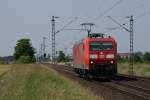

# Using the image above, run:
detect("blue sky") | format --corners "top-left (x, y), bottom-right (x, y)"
top-left (0, 0), bottom-right (150, 56)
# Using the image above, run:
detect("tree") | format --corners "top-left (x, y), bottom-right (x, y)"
top-left (65, 55), bottom-right (71, 62)
top-left (133, 52), bottom-right (143, 62)
top-left (57, 51), bottom-right (66, 62)
top-left (144, 52), bottom-right (150, 61)
top-left (14, 38), bottom-right (35, 63)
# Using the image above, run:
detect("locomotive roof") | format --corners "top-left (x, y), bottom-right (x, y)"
top-left (85, 37), bottom-right (116, 42)
top-left (87, 33), bottom-right (115, 41)
top-left (74, 37), bottom-right (115, 45)
top-left (73, 33), bottom-right (116, 46)
top-left (88, 33), bottom-right (113, 38)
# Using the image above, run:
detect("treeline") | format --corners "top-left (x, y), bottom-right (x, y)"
top-left (0, 56), bottom-right (15, 64)
top-left (38, 51), bottom-right (71, 63)
top-left (13, 38), bottom-right (71, 64)
top-left (118, 52), bottom-right (150, 63)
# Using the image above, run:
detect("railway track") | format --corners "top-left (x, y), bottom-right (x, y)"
top-left (104, 80), bottom-right (150, 100)
top-left (62, 65), bottom-right (150, 100)
top-left (116, 74), bottom-right (150, 89)
top-left (44, 63), bottom-right (150, 100)
top-left (112, 80), bottom-right (150, 95)
top-left (118, 74), bottom-right (150, 82)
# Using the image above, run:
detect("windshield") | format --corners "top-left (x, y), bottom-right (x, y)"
top-left (90, 42), bottom-right (113, 51)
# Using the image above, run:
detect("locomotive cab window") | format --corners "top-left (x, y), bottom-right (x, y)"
top-left (90, 42), bottom-right (113, 51)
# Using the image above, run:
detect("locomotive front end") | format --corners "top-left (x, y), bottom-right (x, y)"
top-left (88, 34), bottom-right (117, 77)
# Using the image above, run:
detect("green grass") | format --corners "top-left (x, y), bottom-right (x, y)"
top-left (118, 63), bottom-right (150, 77)
top-left (0, 64), bottom-right (99, 100)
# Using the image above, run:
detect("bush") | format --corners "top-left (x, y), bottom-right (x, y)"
top-left (144, 61), bottom-right (150, 64)
top-left (117, 55), bottom-right (128, 63)
top-left (17, 56), bottom-right (34, 64)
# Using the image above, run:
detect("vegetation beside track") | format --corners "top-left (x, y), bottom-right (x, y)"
top-left (0, 64), bottom-right (98, 100)
top-left (118, 63), bottom-right (150, 77)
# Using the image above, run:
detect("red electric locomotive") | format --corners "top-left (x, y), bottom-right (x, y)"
top-left (73, 33), bottom-right (117, 78)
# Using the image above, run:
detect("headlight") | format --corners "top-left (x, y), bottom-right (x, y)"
top-left (90, 61), bottom-right (94, 64)
top-left (106, 54), bottom-right (114, 59)
top-left (90, 54), bottom-right (98, 59)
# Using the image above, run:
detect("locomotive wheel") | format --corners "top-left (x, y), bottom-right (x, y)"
top-left (79, 73), bottom-right (84, 78)
top-left (84, 73), bottom-right (93, 80)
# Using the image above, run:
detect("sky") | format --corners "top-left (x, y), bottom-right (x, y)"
top-left (0, 0), bottom-right (150, 56)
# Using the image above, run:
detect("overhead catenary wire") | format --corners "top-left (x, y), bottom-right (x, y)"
top-left (55, 17), bottom-right (78, 34)
top-left (135, 11), bottom-right (150, 20)
top-left (92, 0), bottom-right (124, 22)
top-left (96, 0), bottom-right (106, 13)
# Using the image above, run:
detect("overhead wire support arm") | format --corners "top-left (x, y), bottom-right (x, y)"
top-left (107, 16), bottom-right (130, 32)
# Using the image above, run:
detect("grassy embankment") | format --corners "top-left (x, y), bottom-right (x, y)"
top-left (118, 63), bottom-right (150, 77)
top-left (0, 64), bottom-right (99, 100)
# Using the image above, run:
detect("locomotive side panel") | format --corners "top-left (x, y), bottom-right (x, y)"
top-left (83, 39), bottom-right (90, 70)
top-left (73, 42), bottom-right (84, 69)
